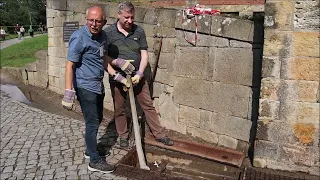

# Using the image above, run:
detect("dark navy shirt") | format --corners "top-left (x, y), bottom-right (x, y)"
top-left (67, 26), bottom-right (107, 94)
top-left (104, 22), bottom-right (148, 76)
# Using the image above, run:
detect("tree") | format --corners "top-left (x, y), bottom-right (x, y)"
top-left (0, 0), bottom-right (46, 27)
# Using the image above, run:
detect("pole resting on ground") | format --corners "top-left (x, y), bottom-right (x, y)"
top-left (126, 75), bottom-right (150, 170)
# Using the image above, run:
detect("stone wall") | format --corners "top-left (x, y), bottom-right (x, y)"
top-left (46, 0), bottom-right (264, 155)
top-left (253, 0), bottom-right (319, 176)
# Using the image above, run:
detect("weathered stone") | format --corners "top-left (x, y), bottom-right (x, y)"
top-left (293, 32), bottom-right (320, 57)
top-left (279, 101), bottom-right (320, 124)
top-left (211, 48), bottom-right (253, 86)
top-left (254, 140), bottom-right (280, 160)
top-left (266, 160), bottom-right (309, 173)
top-left (65, 12), bottom-right (86, 26)
top-left (46, 9), bottom-right (56, 18)
top-left (154, 68), bottom-right (174, 86)
top-left (218, 135), bottom-right (238, 149)
top-left (199, 110), bottom-right (213, 131)
top-left (67, 0), bottom-right (90, 13)
top-left (48, 65), bottom-right (60, 78)
top-left (284, 57), bottom-right (320, 81)
top-left (157, 9), bottom-right (176, 28)
top-left (133, 7), bottom-right (148, 23)
top-left (253, 158), bottom-right (267, 168)
top-left (175, 12), bottom-right (212, 34)
top-left (280, 80), bottom-right (319, 103)
top-left (236, 140), bottom-right (249, 154)
top-left (260, 78), bottom-right (280, 101)
top-left (152, 82), bottom-right (169, 98)
top-left (262, 56), bottom-right (281, 78)
top-left (292, 123), bottom-right (319, 146)
top-left (54, 16), bottom-right (66, 27)
top-left (178, 105), bottom-right (200, 128)
top-left (158, 52), bottom-right (174, 70)
top-left (265, 1), bottom-right (294, 30)
top-left (158, 26), bottom-right (176, 38)
top-left (211, 113), bottom-right (252, 142)
top-left (263, 30), bottom-right (293, 56)
top-left (161, 38), bottom-right (176, 53)
top-left (294, 1), bottom-right (320, 30)
top-left (211, 16), bottom-right (254, 42)
top-left (104, 3), bottom-right (119, 19)
top-left (46, 0), bottom-right (67, 10)
top-left (144, 8), bottom-right (160, 25)
top-left (141, 24), bottom-right (160, 37)
top-left (48, 27), bottom-right (63, 38)
top-left (187, 127), bottom-right (218, 144)
top-left (27, 72), bottom-right (35, 86)
top-left (25, 63), bottom-right (37, 72)
top-left (267, 122), bottom-right (296, 145)
top-left (174, 47), bottom-right (208, 79)
top-left (174, 77), bottom-right (251, 119)
top-left (47, 18), bottom-right (54, 28)
top-left (256, 119), bottom-right (271, 141)
top-left (175, 30), bottom-right (229, 47)
top-left (259, 99), bottom-right (280, 120)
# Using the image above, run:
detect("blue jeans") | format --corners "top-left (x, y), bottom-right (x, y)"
top-left (76, 88), bottom-right (104, 163)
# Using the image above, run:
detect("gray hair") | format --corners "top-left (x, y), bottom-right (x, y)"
top-left (118, 2), bottom-right (135, 14)
top-left (86, 6), bottom-right (106, 20)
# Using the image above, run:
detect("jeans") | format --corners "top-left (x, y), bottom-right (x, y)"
top-left (76, 88), bottom-right (104, 163)
top-left (110, 79), bottom-right (165, 139)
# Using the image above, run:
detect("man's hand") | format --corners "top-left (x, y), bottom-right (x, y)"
top-left (131, 71), bottom-right (144, 85)
top-left (114, 58), bottom-right (135, 74)
top-left (114, 73), bottom-right (130, 91)
top-left (62, 89), bottom-right (75, 110)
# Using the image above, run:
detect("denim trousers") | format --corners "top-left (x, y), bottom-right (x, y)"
top-left (110, 79), bottom-right (165, 139)
top-left (76, 88), bottom-right (104, 163)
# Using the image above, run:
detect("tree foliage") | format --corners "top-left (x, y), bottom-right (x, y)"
top-left (0, 0), bottom-right (46, 26)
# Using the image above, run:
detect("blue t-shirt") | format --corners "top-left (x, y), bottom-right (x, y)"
top-left (67, 26), bottom-right (107, 94)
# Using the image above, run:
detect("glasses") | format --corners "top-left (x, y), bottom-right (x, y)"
top-left (86, 19), bottom-right (105, 25)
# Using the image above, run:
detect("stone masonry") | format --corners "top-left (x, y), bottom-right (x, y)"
top-left (27, 0), bottom-right (318, 175)
top-left (253, 0), bottom-right (320, 176)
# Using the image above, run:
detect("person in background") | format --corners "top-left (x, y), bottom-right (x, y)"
top-left (20, 26), bottom-right (25, 38)
top-left (104, 1), bottom-right (174, 148)
top-left (62, 5), bottom-right (135, 173)
top-left (28, 26), bottom-right (34, 37)
top-left (15, 24), bottom-right (21, 40)
top-left (0, 27), bottom-right (6, 41)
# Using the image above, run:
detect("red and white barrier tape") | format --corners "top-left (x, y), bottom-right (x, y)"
top-left (182, 4), bottom-right (220, 45)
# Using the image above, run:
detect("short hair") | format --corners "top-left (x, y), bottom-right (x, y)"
top-left (86, 6), bottom-right (106, 20)
top-left (118, 2), bottom-right (135, 14)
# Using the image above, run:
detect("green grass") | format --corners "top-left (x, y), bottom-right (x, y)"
top-left (0, 35), bottom-right (48, 67)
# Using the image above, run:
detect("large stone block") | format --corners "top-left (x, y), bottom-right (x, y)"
top-left (229, 40), bottom-right (252, 48)
top-left (157, 26), bottom-right (176, 38)
top-left (175, 30), bottom-right (229, 47)
top-left (211, 16), bottom-right (254, 42)
top-left (211, 113), bottom-right (252, 142)
top-left (46, 0), bottom-right (67, 10)
top-left (187, 127), bottom-right (218, 144)
top-left (154, 68), bottom-right (174, 86)
top-left (48, 65), bottom-right (60, 77)
top-left (294, 0), bottom-right (320, 30)
top-left (218, 135), bottom-right (238, 150)
top-left (284, 57), bottom-right (320, 81)
top-left (46, 9), bottom-right (56, 18)
top-left (263, 30), bottom-right (293, 56)
top-left (133, 7), bottom-right (148, 23)
top-left (65, 12), bottom-right (86, 26)
top-left (293, 32), bottom-right (320, 57)
top-left (254, 140), bottom-right (280, 160)
top-left (174, 78), bottom-right (252, 119)
top-left (210, 48), bottom-right (253, 86)
top-left (161, 38), bottom-right (175, 53)
top-left (292, 123), bottom-right (319, 146)
top-left (174, 47), bottom-right (208, 79)
top-left (199, 110), bottom-right (213, 131)
top-left (265, 1), bottom-right (294, 30)
top-left (47, 18), bottom-right (54, 28)
top-left (157, 9), bottom-right (176, 28)
top-left (261, 56), bottom-right (281, 78)
top-left (178, 105), bottom-right (200, 128)
top-left (266, 122), bottom-right (296, 145)
top-left (175, 11), bottom-right (212, 34)
top-left (144, 8), bottom-right (160, 25)
top-left (279, 101), bottom-right (320, 124)
top-left (104, 3), bottom-right (119, 19)
top-left (280, 80), bottom-right (319, 103)
top-left (158, 52), bottom-right (174, 70)
top-left (152, 82), bottom-right (171, 98)
top-left (54, 15), bottom-right (66, 27)
top-left (67, 0), bottom-right (90, 14)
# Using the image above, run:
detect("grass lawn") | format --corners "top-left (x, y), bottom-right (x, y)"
top-left (0, 35), bottom-right (48, 68)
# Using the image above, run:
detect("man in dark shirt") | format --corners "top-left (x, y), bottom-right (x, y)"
top-left (104, 1), bottom-right (173, 148)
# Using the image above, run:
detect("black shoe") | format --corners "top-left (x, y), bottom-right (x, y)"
top-left (84, 151), bottom-right (111, 159)
top-left (88, 159), bottom-right (115, 173)
top-left (156, 136), bottom-right (174, 146)
top-left (120, 138), bottom-right (129, 148)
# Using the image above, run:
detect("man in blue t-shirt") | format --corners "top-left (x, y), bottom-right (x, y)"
top-left (104, 2), bottom-right (173, 148)
top-left (62, 6), bottom-right (135, 173)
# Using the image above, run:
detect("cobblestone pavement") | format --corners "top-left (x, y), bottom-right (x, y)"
top-left (0, 91), bottom-right (128, 180)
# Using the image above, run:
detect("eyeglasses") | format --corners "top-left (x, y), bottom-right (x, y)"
top-left (86, 19), bottom-right (105, 25)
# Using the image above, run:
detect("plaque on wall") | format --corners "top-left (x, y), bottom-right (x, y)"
top-left (63, 21), bottom-right (79, 42)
